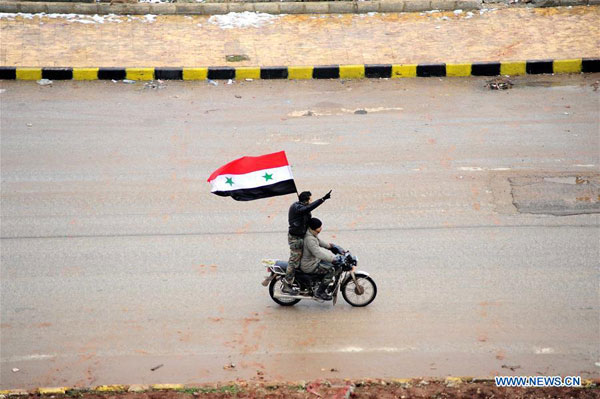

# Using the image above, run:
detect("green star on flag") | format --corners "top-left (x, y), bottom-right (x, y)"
top-left (225, 177), bottom-right (234, 186)
top-left (262, 172), bottom-right (273, 182)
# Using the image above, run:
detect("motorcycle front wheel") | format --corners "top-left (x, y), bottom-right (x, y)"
top-left (341, 274), bottom-right (377, 307)
top-left (269, 276), bottom-right (301, 306)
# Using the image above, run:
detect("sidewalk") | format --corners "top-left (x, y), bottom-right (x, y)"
top-left (0, 6), bottom-right (598, 68)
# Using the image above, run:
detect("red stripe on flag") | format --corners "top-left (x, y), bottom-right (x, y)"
top-left (207, 151), bottom-right (290, 182)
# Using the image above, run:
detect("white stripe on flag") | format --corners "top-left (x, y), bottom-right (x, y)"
top-left (210, 165), bottom-right (294, 192)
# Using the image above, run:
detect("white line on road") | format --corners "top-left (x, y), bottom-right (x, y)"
top-left (1, 354), bottom-right (57, 362)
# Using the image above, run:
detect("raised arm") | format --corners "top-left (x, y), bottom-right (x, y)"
top-left (295, 190), bottom-right (332, 214)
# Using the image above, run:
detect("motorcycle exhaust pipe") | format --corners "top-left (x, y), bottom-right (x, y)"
top-left (273, 293), bottom-right (310, 300)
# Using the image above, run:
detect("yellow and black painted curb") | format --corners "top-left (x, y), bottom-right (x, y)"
top-left (0, 58), bottom-right (599, 81)
top-left (1, 378), bottom-right (598, 396)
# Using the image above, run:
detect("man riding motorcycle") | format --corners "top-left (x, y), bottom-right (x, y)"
top-left (283, 190), bottom-right (332, 294)
top-left (300, 218), bottom-right (342, 301)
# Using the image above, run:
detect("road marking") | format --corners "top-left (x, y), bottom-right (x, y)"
top-left (534, 347), bottom-right (555, 354)
top-left (457, 167), bottom-right (513, 171)
top-left (288, 107), bottom-right (402, 117)
top-left (336, 346), bottom-right (414, 353)
top-left (458, 167), bottom-right (485, 171)
top-left (1, 354), bottom-right (56, 362)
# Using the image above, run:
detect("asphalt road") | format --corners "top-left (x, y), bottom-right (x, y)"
top-left (1, 75), bottom-right (599, 388)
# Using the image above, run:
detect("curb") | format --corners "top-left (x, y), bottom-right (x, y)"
top-left (1, 378), bottom-right (598, 395)
top-left (2, 0), bottom-right (599, 15)
top-left (2, 0), bottom-right (600, 15)
top-left (0, 0), bottom-right (485, 15)
top-left (0, 58), bottom-right (599, 81)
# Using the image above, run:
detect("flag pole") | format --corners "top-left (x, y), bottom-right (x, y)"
top-left (288, 154), bottom-right (300, 199)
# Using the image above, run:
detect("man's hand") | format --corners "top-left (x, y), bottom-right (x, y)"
top-left (322, 190), bottom-right (332, 201)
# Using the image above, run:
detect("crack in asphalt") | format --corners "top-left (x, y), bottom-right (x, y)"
top-left (1, 224), bottom-right (598, 240)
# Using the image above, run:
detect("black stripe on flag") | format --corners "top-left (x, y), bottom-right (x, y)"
top-left (212, 179), bottom-right (297, 201)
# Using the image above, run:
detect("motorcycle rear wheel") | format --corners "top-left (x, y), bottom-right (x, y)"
top-left (341, 274), bottom-right (377, 307)
top-left (269, 277), bottom-right (301, 306)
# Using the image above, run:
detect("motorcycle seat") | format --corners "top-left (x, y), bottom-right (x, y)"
top-left (273, 261), bottom-right (319, 277)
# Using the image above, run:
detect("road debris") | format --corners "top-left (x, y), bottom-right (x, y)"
top-left (354, 109), bottom-right (368, 115)
top-left (486, 77), bottom-right (513, 90)
top-left (122, 79), bottom-right (136, 84)
top-left (226, 54), bottom-right (250, 62)
top-left (208, 80), bottom-right (218, 86)
top-left (223, 362), bottom-right (236, 370)
top-left (144, 80), bottom-right (166, 89)
top-left (26, 123), bottom-right (32, 127)
top-left (150, 364), bottom-right (163, 371)
top-left (227, 79), bottom-right (233, 85)
top-left (36, 79), bottom-right (52, 86)
top-left (235, 95), bottom-right (242, 99)
top-left (501, 364), bottom-right (522, 371)
top-left (12, 367), bottom-right (19, 372)
top-left (592, 81), bottom-right (599, 92)
top-left (306, 381), bottom-right (323, 397)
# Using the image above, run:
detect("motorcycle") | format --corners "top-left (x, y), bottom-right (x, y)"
top-left (261, 246), bottom-right (377, 307)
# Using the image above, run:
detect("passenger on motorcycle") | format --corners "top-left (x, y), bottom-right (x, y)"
top-left (300, 218), bottom-right (343, 301)
top-left (283, 190), bottom-right (331, 294)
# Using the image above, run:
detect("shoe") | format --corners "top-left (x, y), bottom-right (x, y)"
top-left (314, 289), bottom-right (332, 301)
top-left (281, 280), bottom-right (299, 295)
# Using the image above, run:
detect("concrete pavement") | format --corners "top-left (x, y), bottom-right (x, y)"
top-left (1, 75), bottom-right (599, 388)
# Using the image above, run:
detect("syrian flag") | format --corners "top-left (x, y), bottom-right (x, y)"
top-left (207, 151), bottom-right (297, 201)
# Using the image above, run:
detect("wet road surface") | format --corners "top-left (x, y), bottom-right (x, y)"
top-left (1, 75), bottom-right (599, 388)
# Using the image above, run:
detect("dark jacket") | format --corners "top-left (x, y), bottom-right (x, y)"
top-left (288, 198), bottom-right (325, 237)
